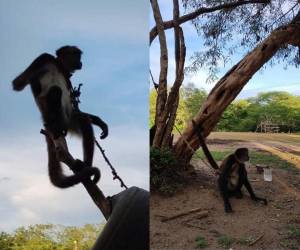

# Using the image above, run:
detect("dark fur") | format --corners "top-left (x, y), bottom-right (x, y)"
top-left (218, 148), bottom-right (267, 213)
top-left (12, 46), bottom-right (108, 188)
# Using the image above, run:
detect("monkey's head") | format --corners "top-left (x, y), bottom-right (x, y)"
top-left (56, 46), bottom-right (82, 73)
top-left (234, 148), bottom-right (249, 163)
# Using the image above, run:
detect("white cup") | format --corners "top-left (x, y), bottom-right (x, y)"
top-left (263, 167), bottom-right (272, 182)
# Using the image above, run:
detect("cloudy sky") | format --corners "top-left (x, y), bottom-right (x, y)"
top-left (150, 1), bottom-right (300, 98)
top-left (0, 0), bottom-right (148, 231)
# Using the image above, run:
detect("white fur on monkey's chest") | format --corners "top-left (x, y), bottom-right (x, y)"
top-left (228, 163), bottom-right (240, 190)
top-left (38, 63), bottom-right (73, 122)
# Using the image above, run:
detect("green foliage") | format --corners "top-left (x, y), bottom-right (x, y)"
top-left (0, 232), bottom-right (14, 250)
top-left (151, 88), bottom-right (300, 134)
top-left (150, 147), bottom-right (184, 195)
top-left (182, 83), bottom-right (207, 120)
top-left (149, 84), bottom-right (207, 132)
top-left (182, 1), bottom-right (300, 82)
top-left (287, 225), bottom-right (300, 238)
top-left (149, 89), bottom-right (157, 127)
top-left (218, 91), bottom-right (300, 132)
top-left (0, 224), bottom-right (104, 250)
top-left (217, 234), bottom-right (235, 249)
top-left (195, 235), bottom-right (208, 249)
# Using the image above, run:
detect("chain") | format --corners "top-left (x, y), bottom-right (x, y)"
top-left (70, 83), bottom-right (128, 189)
top-left (94, 139), bottom-right (128, 189)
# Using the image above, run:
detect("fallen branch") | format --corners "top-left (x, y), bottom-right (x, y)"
top-left (249, 233), bottom-right (264, 246)
top-left (161, 208), bottom-right (208, 222)
top-left (183, 222), bottom-right (205, 229)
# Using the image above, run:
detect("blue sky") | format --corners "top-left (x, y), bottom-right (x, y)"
top-left (0, 0), bottom-right (148, 231)
top-left (150, 1), bottom-right (300, 98)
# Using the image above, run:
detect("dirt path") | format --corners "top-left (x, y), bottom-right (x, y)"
top-left (151, 133), bottom-right (300, 250)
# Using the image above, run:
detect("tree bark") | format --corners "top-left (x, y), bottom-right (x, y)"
top-left (150, 0), bottom-right (270, 44)
top-left (173, 19), bottom-right (300, 164)
top-left (151, 0), bottom-right (186, 148)
top-left (150, 0), bottom-right (168, 148)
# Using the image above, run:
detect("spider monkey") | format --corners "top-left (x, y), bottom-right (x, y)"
top-left (218, 148), bottom-right (267, 213)
top-left (12, 45), bottom-right (108, 188)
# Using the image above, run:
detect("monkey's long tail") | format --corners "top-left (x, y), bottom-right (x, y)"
top-left (45, 133), bottom-right (100, 188)
top-left (48, 159), bottom-right (100, 188)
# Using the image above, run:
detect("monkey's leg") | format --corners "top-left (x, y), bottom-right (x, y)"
top-left (218, 178), bottom-right (233, 213)
top-left (53, 136), bottom-right (76, 166)
top-left (234, 189), bottom-right (244, 199)
top-left (45, 86), bottom-right (66, 138)
top-left (244, 178), bottom-right (267, 205)
top-left (77, 113), bottom-right (95, 167)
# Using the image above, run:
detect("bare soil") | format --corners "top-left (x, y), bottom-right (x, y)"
top-left (150, 132), bottom-right (300, 250)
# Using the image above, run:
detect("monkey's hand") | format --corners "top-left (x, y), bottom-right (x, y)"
top-left (83, 113), bottom-right (108, 139)
top-left (100, 122), bottom-right (108, 139)
top-left (12, 74), bottom-right (29, 91)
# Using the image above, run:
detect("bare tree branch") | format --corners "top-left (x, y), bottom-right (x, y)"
top-left (150, 0), bottom-right (270, 44)
top-left (161, 0), bottom-right (186, 147)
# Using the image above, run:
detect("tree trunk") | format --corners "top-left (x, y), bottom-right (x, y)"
top-left (173, 20), bottom-right (300, 164)
top-left (151, 0), bottom-right (186, 148)
top-left (151, 0), bottom-right (168, 148)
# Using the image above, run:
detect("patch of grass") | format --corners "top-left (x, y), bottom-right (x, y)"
top-left (195, 235), bottom-right (208, 249)
top-left (193, 149), bottom-right (231, 161)
top-left (194, 148), bottom-right (296, 172)
top-left (236, 237), bottom-right (251, 245)
top-left (249, 151), bottom-right (296, 171)
top-left (287, 225), bottom-right (300, 238)
top-left (279, 225), bottom-right (300, 249)
top-left (279, 239), bottom-right (291, 248)
top-left (217, 235), bottom-right (235, 249)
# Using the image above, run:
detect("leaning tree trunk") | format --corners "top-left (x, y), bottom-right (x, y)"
top-left (174, 17), bottom-right (300, 164)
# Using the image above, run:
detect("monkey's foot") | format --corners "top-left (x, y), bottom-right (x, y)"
top-left (224, 205), bottom-right (233, 213)
top-left (252, 197), bottom-right (268, 205)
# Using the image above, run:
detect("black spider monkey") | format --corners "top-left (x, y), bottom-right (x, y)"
top-left (12, 46), bottom-right (108, 188)
top-left (192, 121), bottom-right (267, 213)
top-left (218, 148), bottom-right (268, 213)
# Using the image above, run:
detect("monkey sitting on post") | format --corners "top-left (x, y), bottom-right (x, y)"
top-left (218, 148), bottom-right (267, 213)
top-left (12, 45), bottom-right (108, 188)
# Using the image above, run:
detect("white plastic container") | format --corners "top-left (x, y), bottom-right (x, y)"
top-left (263, 167), bottom-right (272, 182)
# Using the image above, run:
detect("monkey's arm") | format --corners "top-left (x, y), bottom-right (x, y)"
top-left (81, 112), bottom-right (108, 139)
top-left (218, 157), bottom-right (234, 212)
top-left (12, 53), bottom-right (54, 91)
top-left (243, 167), bottom-right (267, 205)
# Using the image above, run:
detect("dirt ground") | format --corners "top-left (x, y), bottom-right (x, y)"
top-left (150, 132), bottom-right (300, 250)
